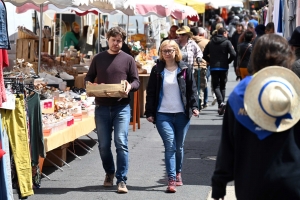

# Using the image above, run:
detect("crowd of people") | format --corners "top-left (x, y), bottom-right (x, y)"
top-left (147, 9), bottom-right (300, 196)
top-left (81, 8), bottom-right (300, 197)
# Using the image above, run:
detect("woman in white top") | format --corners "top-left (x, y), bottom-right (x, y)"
top-left (145, 40), bottom-right (200, 193)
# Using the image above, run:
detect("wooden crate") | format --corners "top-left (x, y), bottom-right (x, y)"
top-left (16, 39), bottom-right (37, 62)
top-left (16, 38), bottom-right (54, 62)
top-left (41, 38), bottom-right (54, 55)
top-left (34, 38), bottom-right (54, 55)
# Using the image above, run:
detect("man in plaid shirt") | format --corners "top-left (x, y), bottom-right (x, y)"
top-left (175, 26), bottom-right (203, 67)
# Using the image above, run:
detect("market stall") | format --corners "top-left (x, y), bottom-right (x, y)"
top-left (1, 0), bottom-right (202, 198)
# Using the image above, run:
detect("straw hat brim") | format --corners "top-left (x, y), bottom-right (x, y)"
top-left (244, 66), bottom-right (300, 132)
top-left (176, 30), bottom-right (193, 36)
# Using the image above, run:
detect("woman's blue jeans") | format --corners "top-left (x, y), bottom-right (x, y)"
top-left (95, 104), bottom-right (130, 184)
top-left (156, 112), bottom-right (190, 180)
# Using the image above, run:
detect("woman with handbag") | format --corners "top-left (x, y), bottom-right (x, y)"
top-left (237, 31), bottom-right (254, 79)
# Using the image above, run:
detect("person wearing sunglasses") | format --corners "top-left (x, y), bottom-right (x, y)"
top-left (175, 26), bottom-right (202, 68)
top-left (145, 40), bottom-right (200, 193)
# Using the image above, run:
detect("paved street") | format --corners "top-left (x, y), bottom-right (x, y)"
top-left (25, 67), bottom-right (238, 200)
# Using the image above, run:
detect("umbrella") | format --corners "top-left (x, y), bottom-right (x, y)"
top-left (174, 0), bottom-right (207, 14)
top-left (16, 1), bottom-right (199, 21)
top-left (135, 2), bottom-right (199, 21)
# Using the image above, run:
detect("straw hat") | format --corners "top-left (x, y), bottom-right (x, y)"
top-left (244, 66), bottom-right (300, 132)
top-left (176, 26), bottom-right (193, 37)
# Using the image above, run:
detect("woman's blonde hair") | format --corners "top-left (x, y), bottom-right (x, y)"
top-left (159, 40), bottom-right (182, 62)
top-left (215, 23), bottom-right (223, 31)
top-left (212, 23), bottom-right (224, 36)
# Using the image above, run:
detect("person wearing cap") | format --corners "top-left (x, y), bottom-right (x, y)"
top-left (190, 27), bottom-right (209, 109)
top-left (175, 26), bottom-right (203, 67)
top-left (211, 34), bottom-right (300, 200)
top-left (289, 26), bottom-right (300, 78)
top-left (203, 27), bottom-right (236, 115)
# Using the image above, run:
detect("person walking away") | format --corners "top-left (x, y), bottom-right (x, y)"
top-left (212, 34), bottom-right (300, 200)
top-left (248, 15), bottom-right (258, 28)
top-left (85, 27), bottom-right (140, 193)
top-left (289, 26), bottom-right (300, 78)
top-left (231, 22), bottom-right (245, 80)
top-left (228, 16), bottom-right (240, 40)
top-left (175, 26), bottom-right (202, 67)
top-left (145, 40), bottom-right (199, 193)
top-left (191, 27), bottom-right (210, 109)
top-left (265, 22), bottom-right (275, 34)
top-left (203, 28), bottom-right (236, 115)
top-left (237, 30), bottom-right (253, 79)
top-left (247, 24), bottom-right (265, 75)
top-left (209, 23), bottom-right (224, 106)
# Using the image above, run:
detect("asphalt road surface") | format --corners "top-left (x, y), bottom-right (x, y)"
top-left (23, 67), bottom-right (238, 200)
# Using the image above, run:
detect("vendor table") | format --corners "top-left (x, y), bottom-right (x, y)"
top-left (44, 116), bottom-right (95, 152)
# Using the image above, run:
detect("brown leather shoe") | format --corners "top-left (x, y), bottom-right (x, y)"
top-left (176, 173), bottom-right (183, 186)
top-left (166, 178), bottom-right (176, 193)
top-left (103, 173), bottom-right (114, 187)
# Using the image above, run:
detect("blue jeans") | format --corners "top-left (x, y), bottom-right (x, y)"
top-left (156, 112), bottom-right (190, 180)
top-left (95, 104), bottom-right (130, 184)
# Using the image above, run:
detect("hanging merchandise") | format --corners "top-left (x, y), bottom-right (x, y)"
top-left (0, 1), bottom-right (10, 50)
top-left (288, 0), bottom-right (297, 36)
top-left (296, 0), bottom-right (300, 26)
top-left (0, 49), bottom-right (9, 107)
top-left (0, 115), bottom-right (14, 200)
top-left (26, 92), bottom-right (46, 167)
top-left (1, 94), bottom-right (34, 198)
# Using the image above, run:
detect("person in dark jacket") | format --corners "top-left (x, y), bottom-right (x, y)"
top-left (247, 24), bottom-right (265, 75)
top-left (145, 39), bottom-right (199, 193)
top-left (203, 28), bottom-right (236, 115)
top-left (289, 26), bottom-right (300, 78)
top-left (231, 22), bottom-right (244, 80)
top-left (212, 34), bottom-right (300, 200)
top-left (237, 30), bottom-right (253, 79)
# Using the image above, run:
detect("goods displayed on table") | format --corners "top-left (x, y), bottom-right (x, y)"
top-left (42, 90), bottom-right (95, 136)
top-left (128, 39), bottom-right (158, 74)
top-left (86, 80), bottom-right (128, 98)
